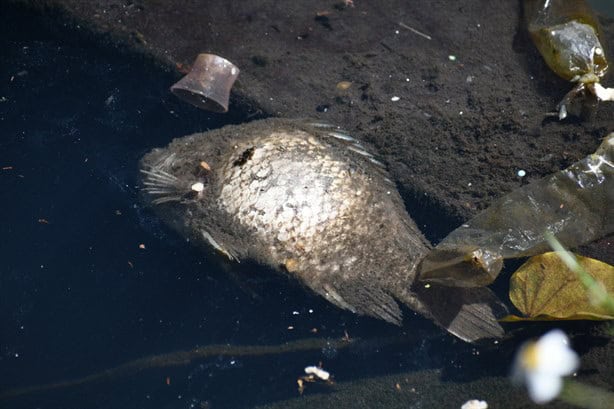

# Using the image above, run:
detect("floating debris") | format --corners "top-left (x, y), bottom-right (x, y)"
top-left (420, 132), bottom-right (614, 287)
top-left (506, 251), bottom-right (614, 321)
top-left (398, 22), bottom-right (432, 40)
top-left (298, 364), bottom-right (333, 395)
top-left (461, 400), bottom-right (488, 409)
top-left (336, 81), bottom-right (352, 90)
top-left (525, 0), bottom-right (614, 119)
top-left (170, 53), bottom-right (240, 113)
top-left (304, 365), bottom-right (330, 381)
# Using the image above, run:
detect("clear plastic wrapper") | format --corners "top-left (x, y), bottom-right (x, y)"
top-left (525, 0), bottom-right (613, 119)
top-left (419, 133), bottom-right (614, 287)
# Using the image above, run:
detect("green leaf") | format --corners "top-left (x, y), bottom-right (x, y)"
top-left (508, 252), bottom-right (614, 321)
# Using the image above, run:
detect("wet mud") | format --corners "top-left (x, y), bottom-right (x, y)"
top-left (6, 0), bottom-right (614, 221)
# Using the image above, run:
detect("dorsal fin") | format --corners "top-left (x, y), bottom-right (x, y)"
top-left (305, 121), bottom-right (392, 182)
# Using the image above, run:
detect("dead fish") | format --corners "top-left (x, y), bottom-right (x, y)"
top-left (140, 118), bottom-right (506, 342)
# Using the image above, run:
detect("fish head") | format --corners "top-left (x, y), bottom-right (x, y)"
top-left (139, 143), bottom-right (214, 207)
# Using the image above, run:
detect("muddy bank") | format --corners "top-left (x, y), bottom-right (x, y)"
top-left (6, 0), bottom-right (613, 225)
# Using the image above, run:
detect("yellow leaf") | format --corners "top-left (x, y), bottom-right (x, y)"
top-left (500, 313), bottom-right (613, 322)
top-left (509, 252), bottom-right (614, 321)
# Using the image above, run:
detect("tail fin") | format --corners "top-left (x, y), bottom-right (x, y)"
top-left (413, 284), bottom-right (508, 342)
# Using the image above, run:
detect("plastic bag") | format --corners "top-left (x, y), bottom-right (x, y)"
top-left (524, 0), bottom-right (613, 119)
top-left (419, 133), bottom-right (614, 287)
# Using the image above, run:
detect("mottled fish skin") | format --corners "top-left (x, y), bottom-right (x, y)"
top-left (140, 118), bottom-right (506, 341)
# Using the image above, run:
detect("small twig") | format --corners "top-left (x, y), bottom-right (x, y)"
top-left (398, 22), bottom-right (432, 40)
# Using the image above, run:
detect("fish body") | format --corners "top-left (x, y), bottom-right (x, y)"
top-left (140, 118), bottom-right (505, 341)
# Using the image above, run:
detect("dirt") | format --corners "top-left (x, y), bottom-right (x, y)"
top-left (5, 0), bottom-right (612, 223)
top-left (5, 0), bottom-right (613, 263)
top-left (8, 0), bottom-right (613, 267)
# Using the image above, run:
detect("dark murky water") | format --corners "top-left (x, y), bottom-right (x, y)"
top-left (1, 4), bottom-right (610, 409)
top-left (0, 6), bottom-right (432, 408)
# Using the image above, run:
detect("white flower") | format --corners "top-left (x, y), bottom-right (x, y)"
top-left (512, 329), bottom-right (580, 404)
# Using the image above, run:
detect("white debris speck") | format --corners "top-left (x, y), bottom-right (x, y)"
top-left (467, 182), bottom-right (472, 187)
top-left (592, 82), bottom-right (614, 101)
top-left (305, 366), bottom-right (330, 381)
top-left (292, 311), bottom-right (300, 315)
top-left (466, 75), bottom-right (474, 83)
top-left (395, 30), bottom-right (399, 34)
top-left (461, 399), bottom-right (488, 409)
top-left (448, 55), bottom-right (457, 61)
top-left (191, 182), bottom-right (204, 192)
top-left (517, 169), bottom-right (526, 177)
top-left (391, 96), bottom-right (400, 102)
top-left (308, 309), bottom-right (314, 313)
